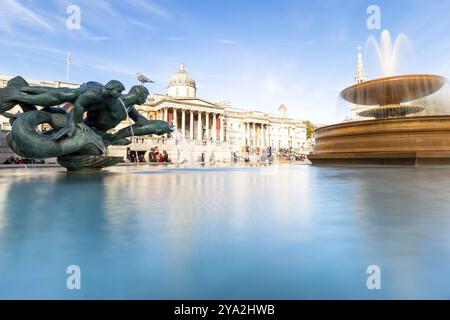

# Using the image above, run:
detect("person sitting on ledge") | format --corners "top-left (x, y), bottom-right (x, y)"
top-left (163, 150), bottom-right (170, 163)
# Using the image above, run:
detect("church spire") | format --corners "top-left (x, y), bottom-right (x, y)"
top-left (355, 46), bottom-right (367, 84)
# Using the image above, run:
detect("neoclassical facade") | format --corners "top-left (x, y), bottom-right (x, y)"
top-left (0, 65), bottom-right (307, 162)
top-left (132, 64), bottom-right (307, 152)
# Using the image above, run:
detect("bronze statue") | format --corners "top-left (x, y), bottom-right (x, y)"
top-left (0, 76), bottom-right (173, 171)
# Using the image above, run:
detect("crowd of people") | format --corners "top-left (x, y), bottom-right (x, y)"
top-left (148, 147), bottom-right (171, 163)
top-left (3, 156), bottom-right (25, 164)
top-left (2, 156), bottom-right (44, 165)
top-left (127, 146), bottom-right (171, 163)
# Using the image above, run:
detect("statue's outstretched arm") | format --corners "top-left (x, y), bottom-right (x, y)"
top-left (14, 88), bottom-right (75, 107)
top-left (111, 120), bottom-right (173, 142)
top-left (21, 86), bottom-right (58, 95)
top-left (128, 106), bottom-right (146, 124)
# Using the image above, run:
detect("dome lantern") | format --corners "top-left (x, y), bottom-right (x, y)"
top-left (279, 104), bottom-right (287, 117)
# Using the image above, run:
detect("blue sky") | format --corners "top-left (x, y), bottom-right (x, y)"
top-left (1, 0), bottom-right (450, 123)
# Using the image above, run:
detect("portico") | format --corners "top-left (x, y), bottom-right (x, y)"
top-left (242, 119), bottom-right (270, 148)
top-left (153, 103), bottom-right (225, 142)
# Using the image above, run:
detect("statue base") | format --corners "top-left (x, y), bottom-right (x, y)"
top-left (57, 155), bottom-right (124, 172)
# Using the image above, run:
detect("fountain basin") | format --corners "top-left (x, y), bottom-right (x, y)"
top-left (340, 74), bottom-right (446, 118)
top-left (309, 115), bottom-right (450, 165)
top-left (358, 104), bottom-right (425, 118)
top-left (340, 74), bottom-right (446, 106)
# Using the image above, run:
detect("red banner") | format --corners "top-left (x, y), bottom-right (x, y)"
top-left (216, 115), bottom-right (221, 137)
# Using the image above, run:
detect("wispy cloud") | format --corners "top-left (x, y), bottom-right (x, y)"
top-left (87, 36), bottom-right (112, 41)
top-left (136, 0), bottom-right (169, 19)
top-left (123, 0), bottom-right (169, 19)
top-left (0, 0), bottom-right (54, 32)
top-left (217, 39), bottom-right (238, 45)
top-left (0, 39), bottom-right (65, 55)
top-left (89, 0), bottom-right (116, 16)
top-left (59, 0), bottom-right (116, 16)
top-left (129, 19), bottom-right (156, 32)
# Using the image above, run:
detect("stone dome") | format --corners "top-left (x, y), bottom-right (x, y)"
top-left (168, 63), bottom-right (196, 87)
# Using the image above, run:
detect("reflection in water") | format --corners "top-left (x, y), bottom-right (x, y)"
top-left (0, 166), bottom-right (449, 299)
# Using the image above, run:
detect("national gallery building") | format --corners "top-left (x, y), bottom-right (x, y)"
top-left (0, 65), bottom-right (307, 163)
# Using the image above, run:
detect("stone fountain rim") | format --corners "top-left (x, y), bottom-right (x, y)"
top-left (340, 74), bottom-right (447, 105)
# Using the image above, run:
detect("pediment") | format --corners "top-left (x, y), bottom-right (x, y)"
top-left (153, 97), bottom-right (224, 110)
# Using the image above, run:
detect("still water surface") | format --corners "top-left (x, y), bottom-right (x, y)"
top-left (0, 165), bottom-right (449, 299)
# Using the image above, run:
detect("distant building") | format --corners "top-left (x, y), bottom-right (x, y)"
top-left (0, 65), bottom-right (307, 163)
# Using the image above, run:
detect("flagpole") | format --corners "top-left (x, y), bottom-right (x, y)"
top-left (66, 52), bottom-right (71, 81)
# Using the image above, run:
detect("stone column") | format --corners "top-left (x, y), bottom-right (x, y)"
top-left (164, 108), bottom-right (168, 122)
top-left (197, 111), bottom-right (202, 140)
top-left (294, 126), bottom-right (297, 148)
top-left (241, 122), bottom-right (246, 146)
top-left (181, 109), bottom-right (186, 138)
top-left (212, 113), bottom-right (217, 141)
top-left (252, 123), bottom-right (256, 147)
top-left (246, 122), bottom-right (250, 146)
top-left (220, 114), bottom-right (224, 142)
top-left (256, 124), bottom-right (260, 147)
top-left (173, 108), bottom-right (177, 128)
top-left (261, 124), bottom-right (265, 147)
top-left (205, 112), bottom-right (210, 142)
top-left (259, 124), bottom-right (262, 147)
top-left (190, 110), bottom-right (194, 140)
